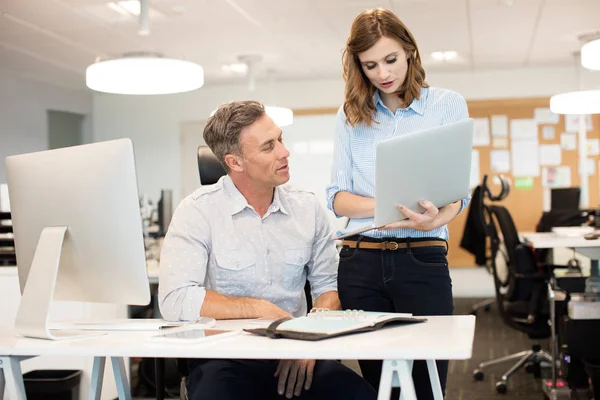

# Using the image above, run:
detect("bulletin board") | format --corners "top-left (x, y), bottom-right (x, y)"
top-left (446, 97), bottom-right (600, 267)
top-left (293, 99), bottom-right (600, 267)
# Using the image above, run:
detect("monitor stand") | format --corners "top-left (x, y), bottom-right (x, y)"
top-left (14, 226), bottom-right (104, 340)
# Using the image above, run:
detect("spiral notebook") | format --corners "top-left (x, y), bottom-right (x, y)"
top-left (244, 310), bottom-right (427, 341)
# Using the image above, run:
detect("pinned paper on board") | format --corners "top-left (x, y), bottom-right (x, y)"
top-left (491, 115), bottom-right (508, 137)
top-left (473, 118), bottom-right (490, 146)
top-left (579, 158), bottom-right (596, 176)
top-left (534, 108), bottom-right (559, 124)
top-left (542, 126), bottom-right (555, 140)
top-left (587, 138), bottom-right (600, 156)
top-left (510, 119), bottom-right (538, 141)
top-left (560, 133), bottom-right (577, 150)
top-left (490, 150), bottom-right (510, 172)
top-left (470, 150), bottom-right (480, 188)
top-left (539, 144), bottom-right (561, 166)
top-left (514, 177), bottom-right (534, 190)
top-left (542, 166), bottom-right (571, 188)
top-left (565, 114), bottom-right (593, 133)
top-left (492, 137), bottom-right (508, 148)
top-left (511, 139), bottom-right (540, 177)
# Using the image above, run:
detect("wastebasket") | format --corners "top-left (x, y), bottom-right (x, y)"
top-left (23, 370), bottom-right (82, 400)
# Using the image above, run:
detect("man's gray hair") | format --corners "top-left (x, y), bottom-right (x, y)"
top-left (203, 100), bottom-right (266, 172)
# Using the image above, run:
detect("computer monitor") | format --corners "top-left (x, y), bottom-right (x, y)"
top-left (551, 187), bottom-right (581, 211)
top-left (5, 138), bottom-right (150, 340)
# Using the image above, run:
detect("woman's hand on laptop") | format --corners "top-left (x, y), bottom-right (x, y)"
top-left (381, 200), bottom-right (440, 231)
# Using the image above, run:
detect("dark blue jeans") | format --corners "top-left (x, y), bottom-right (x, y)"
top-left (187, 358), bottom-right (376, 400)
top-left (337, 236), bottom-right (454, 400)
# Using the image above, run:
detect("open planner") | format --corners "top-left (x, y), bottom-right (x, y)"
top-left (244, 310), bottom-right (427, 341)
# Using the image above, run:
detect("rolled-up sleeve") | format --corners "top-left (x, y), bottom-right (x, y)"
top-left (326, 107), bottom-right (353, 217)
top-left (445, 91), bottom-right (471, 215)
top-left (306, 200), bottom-right (339, 299)
top-left (158, 198), bottom-right (211, 322)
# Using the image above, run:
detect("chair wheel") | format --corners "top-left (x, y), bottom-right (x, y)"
top-left (473, 369), bottom-right (484, 381)
top-left (496, 381), bottom-right (507, 394)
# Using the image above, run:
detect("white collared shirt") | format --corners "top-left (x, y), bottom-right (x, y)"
top-left (158, 175), bottom-right (339, 321)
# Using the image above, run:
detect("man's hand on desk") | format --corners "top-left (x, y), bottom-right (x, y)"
top-left (275, 359), bottom-right (316, 399)
top-left (257, 299), bottom-right (293, 320)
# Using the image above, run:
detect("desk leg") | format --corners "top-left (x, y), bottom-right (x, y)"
top-left (0, 357), bottom-right (26, 400)
top-left (90, 356), bottom-right (106, 400)
top-left (426, 360), bottom-right (443, 400)
top-left (110, 357), bottom-right (131, 400)
top-left (378, 360), bottom-right (416, 400)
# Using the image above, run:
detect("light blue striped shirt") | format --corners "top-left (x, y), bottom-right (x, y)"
top-left (326, 86), bottom-right (471, 239)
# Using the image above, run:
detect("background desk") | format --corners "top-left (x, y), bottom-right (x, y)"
top-left (521, 231), bottom-right (600, 285)
top-left (0, 316), bottom-right (475, 400)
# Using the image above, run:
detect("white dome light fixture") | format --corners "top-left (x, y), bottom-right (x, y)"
top-left (86, 52), bottom-right (204, 95)
top-left (581, 37), bottom-right (600, 71)
top-left (550, 90), bottom-right (600, 115)
top-left (265, 106), bottom-right (294, 127)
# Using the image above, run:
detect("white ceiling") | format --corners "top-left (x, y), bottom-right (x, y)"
top-left (0, 0), bottom-right (599, 90)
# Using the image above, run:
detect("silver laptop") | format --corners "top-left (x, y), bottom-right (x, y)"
top-left (335, 118), bottom-right (474, 240)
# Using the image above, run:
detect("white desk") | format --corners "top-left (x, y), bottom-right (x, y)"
top-left (521, 230), bottom-right (600, 291)
top-left (0, 315), bottom-right (475, 400)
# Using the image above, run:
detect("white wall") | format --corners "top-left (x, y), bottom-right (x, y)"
top-left (0, 72), bottom-right (93, 183)
top-left (92, 65), bottom-right (600, 203)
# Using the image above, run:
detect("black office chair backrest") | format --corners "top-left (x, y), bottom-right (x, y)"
top-left (489, 205), bottom-right (536, 302)
top-left (197, 145), bottom-right (226, 185)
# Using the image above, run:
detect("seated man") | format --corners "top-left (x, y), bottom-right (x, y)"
top-left (159, 100), bottom-right (376, 400)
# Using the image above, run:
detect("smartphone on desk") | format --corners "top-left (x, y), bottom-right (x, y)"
top-left (149, 328), bottom-right (241, 344)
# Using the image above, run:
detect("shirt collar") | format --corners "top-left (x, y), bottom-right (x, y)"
top-left (375, 87), bottom-right (427, 116)
top-left (223, 175), bottom-right (289, 216)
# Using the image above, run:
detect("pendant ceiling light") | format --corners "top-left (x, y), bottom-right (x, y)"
top-left (86, 52), bottom-right (204, 95)
top-left (550, 48), bottom-right (600, 115)
top-left (86, 0), bottom-right (204, 95)
top-left (550, 90), bottom-right (600, 115)
top-left (581, 34), bottom-right (600, 71)
top-left (243, 55), bottom-right (294, 127)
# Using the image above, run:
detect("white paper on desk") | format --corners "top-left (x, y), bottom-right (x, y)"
top-left (510, 119), bottom-right (538, 141)
top-left (542, 126), bottom-right (555, 140)
top-left (0, 184), bottom-right (9, 212)
top-left (470, 149), bottom-right (480, 188)
top-left (473, 118), bottom-right (490, 146)
top-left (560, 132), bottom-right (577, 150)
top-left (534, 107), bottom-right (560, 124)
top-left (542, 166), bottom-right (571, 188)
top-left (587, 138), bottom-right (600, 156)
top-left (565, 114), bottom-right (593, 133)
top-left (511, 139), bottom-right (540, 177)
top-left (539, 144), bottom-right (561, 166)
top-left (492, 137), bottom-right (508, 148)
top-left (491, 115), bottom-right (508, 137)
top-left (490, 150), bottom-right (510, 172)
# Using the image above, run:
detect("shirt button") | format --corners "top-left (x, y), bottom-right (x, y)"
top-left (235, 262), bottom-right (239, 267)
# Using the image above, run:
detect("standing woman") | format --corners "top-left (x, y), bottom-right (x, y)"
top-left (326, 8), bottom-right (470, 399)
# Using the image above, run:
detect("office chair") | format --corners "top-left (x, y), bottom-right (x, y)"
top-left (462, 175), bottom-right (511, 315)
top-left (472, 204), bottom-right (555, 394)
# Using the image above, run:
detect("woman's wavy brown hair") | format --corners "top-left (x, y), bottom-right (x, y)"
top-left (342, 8), bottom-right (428, 127)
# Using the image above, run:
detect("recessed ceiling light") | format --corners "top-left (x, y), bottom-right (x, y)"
top-left (431, 51), bottom-right (458, 61)
top-left (108, 1), bottom-right (141, 16)
top-left (221, 63), bottom-right (248, 74)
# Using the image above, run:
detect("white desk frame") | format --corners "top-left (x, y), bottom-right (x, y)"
top-left (0, 316), bottom-right (475, 400)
